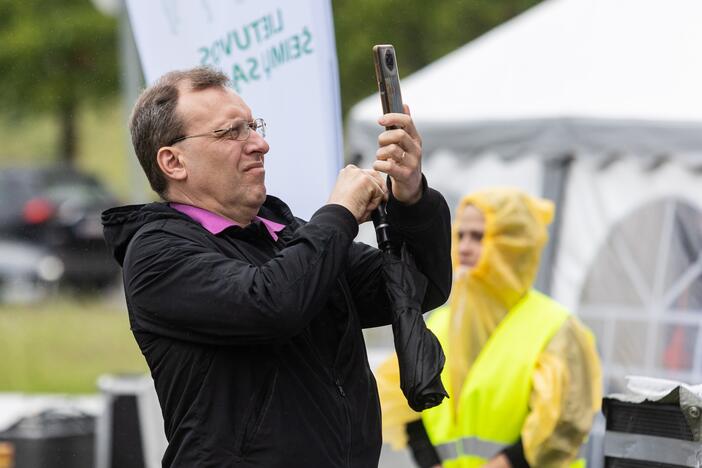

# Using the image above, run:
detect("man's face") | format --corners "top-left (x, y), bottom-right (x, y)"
top-left (174, 85), bottom-right (270, 213)
top-left (457, 204), bottom-right (485, 269)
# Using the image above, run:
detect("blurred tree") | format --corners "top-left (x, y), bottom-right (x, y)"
top-left (333, 0), bottom-right (542, 118)
top-left (0, 0), bottom-right (540, 163)
top-left (0, 0), bottom-right (118, 164)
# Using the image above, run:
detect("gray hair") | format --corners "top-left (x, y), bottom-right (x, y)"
top-left (129, 67), bottom-right (231, 197)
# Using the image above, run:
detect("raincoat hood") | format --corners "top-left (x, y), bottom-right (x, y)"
top-left (447, 187), bottom-right (554, 408)
top-left (454, 187), bottom-right (554, 306)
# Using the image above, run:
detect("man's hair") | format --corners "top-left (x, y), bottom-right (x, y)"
top-left (129, 67), bottom-right (231, 197)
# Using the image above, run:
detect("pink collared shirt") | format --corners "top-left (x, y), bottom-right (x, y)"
top-left (170, 203), bottom-right (286, 241)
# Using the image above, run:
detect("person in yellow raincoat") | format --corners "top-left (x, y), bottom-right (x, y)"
top-left (376, 187), bottom-right (602, 468)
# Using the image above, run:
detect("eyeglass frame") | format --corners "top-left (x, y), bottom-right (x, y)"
top-left (169, 118), bottom-right (266, 146)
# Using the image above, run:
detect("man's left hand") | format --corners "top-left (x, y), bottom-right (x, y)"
top-left (374, 104), bottom-right (423, 205)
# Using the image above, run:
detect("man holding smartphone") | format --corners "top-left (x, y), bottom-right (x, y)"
top-left (102, 66), bottom-right (451, 468)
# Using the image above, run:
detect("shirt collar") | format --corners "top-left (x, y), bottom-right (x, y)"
top-left (169, 202), bottom-right (286, 241)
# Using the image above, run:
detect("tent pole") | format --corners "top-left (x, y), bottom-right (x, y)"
top-left (535, 154), bottom-right (573, 294)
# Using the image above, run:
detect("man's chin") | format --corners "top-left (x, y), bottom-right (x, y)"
top-left (254, 188), bottom-right (267, 205)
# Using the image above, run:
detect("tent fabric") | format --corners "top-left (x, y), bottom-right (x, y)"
top-left (348, 0), bottom-right (702, 162)
top-left (553, 157), bottom-right (702, 393)
top-left (551, 157), bottom-right (702, 312)
top-left (350, 118), bottom-right (702, 163)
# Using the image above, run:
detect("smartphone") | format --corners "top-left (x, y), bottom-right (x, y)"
top-left (371, 45), bottom-right (403, 254)
top-left (373, 44), bottom-right (404, 130)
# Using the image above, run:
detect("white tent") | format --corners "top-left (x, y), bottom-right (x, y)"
top-left (349, 0), bottom-right (702, 158)
top-left (349, 0), bottom-right (702, 395)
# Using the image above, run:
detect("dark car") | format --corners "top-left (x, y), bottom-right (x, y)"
top-left (0, 166), bottom-right (120, 291)
top-left (0, 239), bottom-right (64, 303)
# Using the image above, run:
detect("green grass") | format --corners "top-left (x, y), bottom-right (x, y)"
top-left (0, 298), bottom-right (147, 394)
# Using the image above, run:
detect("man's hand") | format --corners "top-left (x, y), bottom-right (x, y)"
top-left (327, 165), bottom-right (387, 223)
top-left (374, 104), bottom-right (423, 205)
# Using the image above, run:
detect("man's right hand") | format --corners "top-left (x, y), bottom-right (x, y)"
top-left (327, 164), bottom-right (387, 223)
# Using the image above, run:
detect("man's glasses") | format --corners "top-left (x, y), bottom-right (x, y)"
top-left (170, 118), bottom-right (266, 145)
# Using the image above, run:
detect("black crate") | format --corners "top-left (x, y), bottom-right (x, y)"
top-left (604, 400), bottom-right (693, 440)
top-left (605, 459), bottom-right (687, 468)
top-left (0, 410), bottom-right (94, 468)
top-left (603, 398), bottom-right (699, 468)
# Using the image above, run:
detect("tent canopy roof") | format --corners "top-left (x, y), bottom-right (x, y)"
top-left (348, 0), bottom-right (702, 158)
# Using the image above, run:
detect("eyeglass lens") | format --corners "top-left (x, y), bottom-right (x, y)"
top-left (230, 119), bottom-right (265, 140)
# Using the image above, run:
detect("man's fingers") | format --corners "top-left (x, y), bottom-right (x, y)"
top-left (377, 128), bottom-right (418, 150)
top-left (363, 193), bottom-right (385, 222)
top-left (378, 112), bottom-right (419, 140)
top-left (357, 174), bottom-right (385, 224)
top-left (372, 159), bottom-right (411, 180)
top-left (375, 143), bottom-right (408, 164)
top-left (329, 164), bottom-right (390, 223)
top-left (373, 103), bottom-right (424, 205)
top-left (364, 170), bottom-right (387, 199)
top-left (371, 177), bottom-right (388, 203)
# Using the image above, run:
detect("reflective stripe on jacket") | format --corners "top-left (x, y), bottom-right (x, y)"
top-left (422, 290), bottom-right (585, 468)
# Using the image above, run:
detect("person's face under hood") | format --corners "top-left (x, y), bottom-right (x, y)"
top-left (456, 204), bottom-right (485, 271)
top-left (451, 188), bottom-right (554, 305)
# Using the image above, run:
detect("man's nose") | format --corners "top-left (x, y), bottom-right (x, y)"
top-left (247, 129), bottom-right (270, 154)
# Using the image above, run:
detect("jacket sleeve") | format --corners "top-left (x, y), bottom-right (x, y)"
top-left (521, 316), bottom-right (603, 466)
top-left (344, 176), bottom-right (453, 328)
top-left (406, 420), bottom-right (442, 468)
top-left (123, 204), bottom-right (359, 345)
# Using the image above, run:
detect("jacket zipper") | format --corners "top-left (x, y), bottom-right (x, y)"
top-left (336, 279), bottom-right (359, 468)
top-left (334, 377), bottom-right (346, 397)
top-left (333, 370), bottom-right (352, 468)
top-left (301, 332), bottom-right (352, 467)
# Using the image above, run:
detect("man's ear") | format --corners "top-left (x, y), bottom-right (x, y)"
top-left (157, 146), bottom-right (187, 183)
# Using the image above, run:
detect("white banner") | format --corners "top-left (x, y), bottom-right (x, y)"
top-left (125, 0), bottom-right (342, 219)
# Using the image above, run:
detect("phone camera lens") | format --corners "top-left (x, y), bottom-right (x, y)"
top-left (384, 50), bottom-right (395, 70)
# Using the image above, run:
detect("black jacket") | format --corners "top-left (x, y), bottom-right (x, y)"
top-left (102, 185), bottom-right (451, 468)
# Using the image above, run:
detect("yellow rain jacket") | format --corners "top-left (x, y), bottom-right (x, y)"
top-left (376, 188), bottom-right (602, 467)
